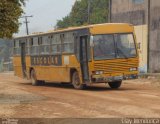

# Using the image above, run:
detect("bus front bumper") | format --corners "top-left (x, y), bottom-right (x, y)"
top-left (92, 74), bottom-right (138, 83)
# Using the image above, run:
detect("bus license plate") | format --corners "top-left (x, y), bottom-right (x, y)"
top-left (114, 76), bottom-right (123, 80)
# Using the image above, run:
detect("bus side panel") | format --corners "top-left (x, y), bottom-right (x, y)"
top-left (13, 56), bottom-right (31, 79)
top-left (32, 66), bottom-right (70, 82)
top-left (25, 56), bottom-right (31, 79)
top-left (25, 56), bottom-right (31, 67)
top-left (61, 55), bottom-right (82, 82)
top-left (49, 66), bottom-right (70, 82)
top-left (34, 66), bottom-right (51, 81)
top-left (13, 56), bottom-right (23, 78)
top-left (34, 55), bottom-right (81, 83)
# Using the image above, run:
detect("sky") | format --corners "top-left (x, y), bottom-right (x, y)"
top-left (16, 0), bottom-right (76, 36)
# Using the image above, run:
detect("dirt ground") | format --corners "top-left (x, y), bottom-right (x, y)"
top-left (0, 72), bottom-right (160, 118)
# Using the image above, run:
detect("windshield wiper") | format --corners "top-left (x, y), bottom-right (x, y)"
top-left (117, 47), bottom-right (128, 59)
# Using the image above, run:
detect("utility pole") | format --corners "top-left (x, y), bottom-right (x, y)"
top-left (108, 0), bottom-right (112, 23)
top-left (147, 0), bottom-right (151, 73)
top-left (21, 15), bottom-right (33, 35)
top-left (88, 0), bottom-right (91, 24)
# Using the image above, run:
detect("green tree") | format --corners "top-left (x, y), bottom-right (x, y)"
top-left (56, 0), bottom-right (109, 29)
top-left (0, 0), bottom-right (25, 38)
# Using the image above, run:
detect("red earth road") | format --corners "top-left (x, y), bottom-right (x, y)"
top-left (0, 72), bottom-right (160, 118)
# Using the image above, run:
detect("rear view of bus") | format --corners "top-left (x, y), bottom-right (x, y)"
top-left (89, 23), bottom-right (139, 89)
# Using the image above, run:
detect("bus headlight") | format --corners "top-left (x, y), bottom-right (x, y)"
top-left (95, 71), bottom-right (104, 75)
top-left (129, 68), bottom-right (137, 71)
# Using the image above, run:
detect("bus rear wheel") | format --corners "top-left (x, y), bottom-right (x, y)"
top-left (30, 69), bottom-right (42, 86)
top-left (108, 81), bottom-right (122, 89)
top-left (72, 72), bottom-right (85, 90)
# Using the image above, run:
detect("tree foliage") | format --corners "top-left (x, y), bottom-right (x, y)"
top-left (0, 0), bottom-right (25, 38)
top-left (56, 0), bottom-right (109, 29)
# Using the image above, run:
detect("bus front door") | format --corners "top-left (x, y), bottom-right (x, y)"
top-left (21, 43), bottom-right (27, 78)
top-left (80, 36), bottom-right (89, 82)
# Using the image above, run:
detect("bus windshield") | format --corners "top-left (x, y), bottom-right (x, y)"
top-left (93, 34), bottom-right (137, 60)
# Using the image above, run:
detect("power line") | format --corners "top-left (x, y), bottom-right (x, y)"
top-left (21, 15), bottom-right (33, 35)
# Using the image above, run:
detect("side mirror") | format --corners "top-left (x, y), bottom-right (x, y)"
top-left (90, 36), bottom-right (94, 47)
top-left (137, 43), bottom-right (141, 49)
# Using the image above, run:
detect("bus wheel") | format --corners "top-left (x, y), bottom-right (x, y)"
top-left (108, 81), bottom-right (122, 89)
top-left (72, 72), bottom-right (85, 90)
top-left (31, 70), bottom-right (40, 86)
top-left (38, 81), bottom-right (45, 86)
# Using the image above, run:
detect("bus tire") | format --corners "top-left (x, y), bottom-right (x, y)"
top-left (39, 81), bottom-right (45, 86)
top-left (108, 81), bottom-right (122, 89)
top-left (30, 69), bottom-right (40, 86)
top-left (72, 72), bottom-right (85, 90)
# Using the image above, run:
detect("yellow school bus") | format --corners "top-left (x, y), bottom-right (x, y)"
top-left (13, 23), bottom-right (139, 89)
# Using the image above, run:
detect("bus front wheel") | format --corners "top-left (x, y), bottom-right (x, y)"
top-left (72, 72), bottom-right (85, 90)
top-left (31, 69), bottom-right (41, 86)
top-left (108, 81), bottom-right (122, 89)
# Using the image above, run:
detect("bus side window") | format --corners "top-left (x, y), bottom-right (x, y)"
top-left (31, 38), bottom-right (33, 46)
top-left (40, 35), bottom-right (50, 55)
top-left (26, 38), bottom-right (30, 55)
top-left (14, 40), bottom-right (20, 55)
top-left (63, 32), bottom-right (74, 53)
top-left (14, 40), bottom-right (16, 48)
top-left (13, 40), bottom-right (16, 55)
top-left (38, 37), bottom-right (42, 45)
top-left (51, 34), bottom-right (61, 54)
top-left (31, 37), bottom-right (39, 55)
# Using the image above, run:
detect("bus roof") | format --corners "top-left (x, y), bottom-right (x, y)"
top-left (14, 23), bottom-right (133, 39)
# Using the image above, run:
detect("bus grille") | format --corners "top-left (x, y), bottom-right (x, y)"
top-left (94, 58), bottom-right (139, 74)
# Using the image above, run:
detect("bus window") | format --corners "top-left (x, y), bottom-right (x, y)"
top-left (15, 40), bottom-right (20, 47)
top-left (62, 32), bottom-right (74, 53)
top-left (115, 34), bottom-right (137, 58)
top-left (40, 36), bottom-right (50, 55)
top-left (13, 40), bottom-right (20, 55)
top-left (26, 38), bottom-right (30, 55)
top-left (51, 34), bottom-right (61, 54)
top-left (31, 37), bottom-right (39, 55)
top-left (93, 35), bottom-right (116, 60)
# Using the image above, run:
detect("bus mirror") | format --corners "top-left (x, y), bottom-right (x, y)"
top-left (90, 36), bottom-right (94, 47)
top-left (138, 43), bottom-right (141, 49)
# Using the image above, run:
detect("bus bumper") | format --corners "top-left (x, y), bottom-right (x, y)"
top-left (92, 74), bottom-right (138, 83)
